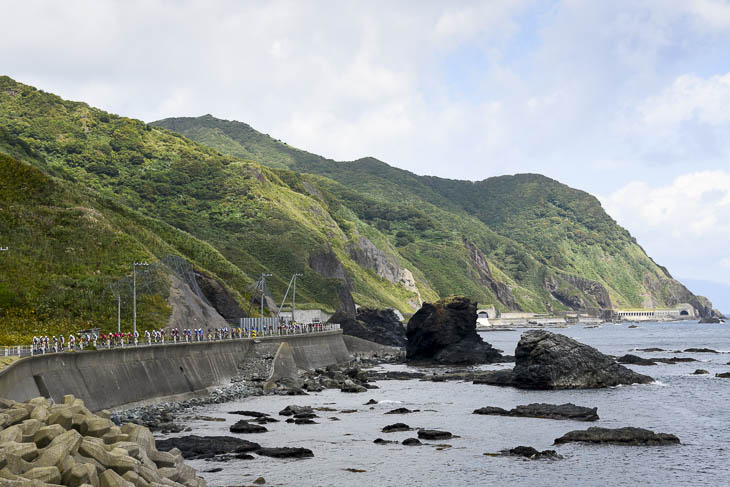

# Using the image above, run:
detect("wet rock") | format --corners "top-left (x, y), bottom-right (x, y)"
top-left (278, 405), bottom-right (313, 417)
top-left (230, 420), bottom-right (268, 434)
top-left (286, 418), bottom-right (317, 425)
top-left (417, 430), bottom-right (453, 440)
top-left (367, 371), bottom-right (426, 381)
top-left (253, 476), bottom-right (266, 484)
top-left (156, 435), bottom-right (261, 459)
top-left (554, 427), bottom-right (680, 446)
top-left (506, 446), bottom-right (560, 459)
top-left (406, 296), bottom-right (503, 365)
top-left (364, 399), bottom-right (378, 405)
top-left (479, 331), bottom-right (654, 389)
top-left (683, 348), bottom-right (719, 354)
top-left (255, 447), bottom-right (314, 459)
top-left (699, 317), bottom-right (723, 323)
top-left (473, 403), bottom-right (598, 421)
top-left (402, 438), bottom-right (422, 446)
top-left (228, 411), bottom-right (269, 418)
top-left (340, 409), bottom-right (358, 414)
top-left (636, 348), bottom-right (665, 352)
top-left (716, 372), bottom-right (730, 378)
top-left (617, 354), bottom-right (657, 366)
top-left (653, 357), bottom-right (697, 364)
top-left (692, 369), bottom-right (709, 375)
top-left (382, 423), bottom-right (411, 433)
top-left (385, 408), bottom-right (417, 415)
top-left (373, 438), bottom-right (398, 445)
top-left (193, 416), bottom-right (226, 422)
top-left (341, 381), bottom-right (368, 393)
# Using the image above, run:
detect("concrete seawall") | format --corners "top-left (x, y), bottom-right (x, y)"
top-left (0, 331), bottom-right (350, 411)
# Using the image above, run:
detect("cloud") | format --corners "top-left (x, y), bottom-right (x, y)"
top-left (601, 171), bottom-right (730, 284)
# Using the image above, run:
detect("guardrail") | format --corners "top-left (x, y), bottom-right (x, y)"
top-left (2, 322), bottom-right (341, 358)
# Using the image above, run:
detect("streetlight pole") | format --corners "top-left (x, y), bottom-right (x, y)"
top-left (133, 261), bottom-right (149, 335)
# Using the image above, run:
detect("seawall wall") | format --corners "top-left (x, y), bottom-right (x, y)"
top-left (0, 331), bottom-right (350, 411)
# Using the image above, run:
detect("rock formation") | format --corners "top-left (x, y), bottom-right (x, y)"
top-left (554, 427), bottom-right (680, 446)
top-left (406, 296), bottom-right (503, 365)
top-left (473, 403), bottom-right (599, 421)
top-left (330, 307), bottom-right (407, 347)
top-left (473, 331), bottom-right (653, 389)
top-left (0, 394), bottom-right (206, 486)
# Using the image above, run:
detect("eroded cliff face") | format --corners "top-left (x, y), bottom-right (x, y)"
top-left (167, 273), bottom-right (229, 330)
top-left (194, 270), bottom-right (245, 319)
top-left (463, 240), bottom-right (519, 310)
top-left (347, 236), bottom-right (422, 308)
top-left (543, 273), bottom-right (612, 311)
top-left (308, 250), bottom-right (357, 317)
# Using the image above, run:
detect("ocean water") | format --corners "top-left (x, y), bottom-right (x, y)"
top-left (161, 322), bottom-right (730, 486)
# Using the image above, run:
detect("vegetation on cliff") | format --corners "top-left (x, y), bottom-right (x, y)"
top-left (0, 76), bottom-right (716, 342)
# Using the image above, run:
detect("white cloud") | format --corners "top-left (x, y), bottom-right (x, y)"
top-left (601, 171), bottom-right (730, 284)
top-left (640, 72), bottom-right (730, 127)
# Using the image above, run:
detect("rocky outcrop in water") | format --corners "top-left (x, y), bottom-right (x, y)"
top-left (505, 446), bottom-right (561, 459)
top-left (554, 427), bottom-right (680, 446)
top-left (472, 331), bottom-right (653, 389)
top-left (406, 296), bottom-right (503, 365)
top-left (0, 394), bottom-right (206, 486)
top-left (331, 307), bottom-right (407, 347)
top-left (473, 403), bottom-right (599, 421)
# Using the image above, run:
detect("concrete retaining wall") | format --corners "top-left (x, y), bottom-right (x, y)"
top-left (0, 331), bottom-right (350, 411)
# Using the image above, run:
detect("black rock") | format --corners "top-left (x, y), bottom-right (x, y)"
top-left (229, 410), bottom-right (269, 418)
top-left (382, 423), bottom-right (411, 433)
top-left (155, 435), bottom-right (261, 459)
top-left (373, 438), bottom-right (398, 445)
top-left (402, 438), bottom-right (422, 446)
top-left (473, 403), bottom-right (598, 421)
top-left (406, 296), bottom-right (503, 365)
top-left (330, 307), bottom-right (407, 347)
top-left (417, 429), bottom-right (453, 440)
top-left (256, 447), bottom-right (314, 459)
top-left (204, 468), bottom-right (223, 473)
top-left (554, 427), bottom-right (680, 446)
top-left (692, 369), bottom-right (709, 375)
top-left (293, 412), bottom-right (318, 419)
top-left (279, 405), bottom-right (313, 416)
top-left (507, 446), bottom-right (560, 459)
top-left (234, 453), bottom-right (255, 460)
top-left (288, 418), bottom-right (317, 424)
top-left (699, 317), bottom-right (722, 323)
top-left (511, 331), bottom-right (653, 389)
top-left (653, 357), bottom-right (698, 364)
top-left (636, 348), bottom-right (665, 352)
top-left (364, 399), bottom-right (378, 405)
top-left (341, 381), bottom-right (368, 393)
top-left (716, 372), bottom-right (730, 378)
top-left (617, 354), bottom-right (657, 366)
top-left (367, 371), bottom-right (426, 381)
top-left (254, 417), bottom-right (279, 424)
top-left (683, 348), bottom-right (719, 353)
top-left (230, 420), bottom-right (268, 434)
top-left (385, 408), bottom-right (415, 415)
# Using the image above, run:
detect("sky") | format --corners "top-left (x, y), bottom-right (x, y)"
top-left (3, 0), bottom-right (730, 311)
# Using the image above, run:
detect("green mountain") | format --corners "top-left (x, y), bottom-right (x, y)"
top-left (151, 115), bottom-right (717, 317)
top-left (0, 77), bottom-right (716, 342)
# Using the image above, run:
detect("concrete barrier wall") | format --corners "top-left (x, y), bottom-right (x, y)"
top-left (0, 331), bottom-right (350, 411)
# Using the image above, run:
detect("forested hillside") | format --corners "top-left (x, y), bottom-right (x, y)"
top-left (0, 76), bottom-right (717, 344)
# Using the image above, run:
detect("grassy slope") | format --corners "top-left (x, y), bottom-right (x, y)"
top-left (152, 115), bottom-right (704, 311)
top-left (0, 77), bottom-right (429, 339)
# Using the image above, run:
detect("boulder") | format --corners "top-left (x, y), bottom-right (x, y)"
top-left (385, 408), bottom-right (416, 415)
top-left (692, 369), bottom-right (709, 375)
top-left (278, 405), bottom-right (313, 417)
top-left (683, 348), bottom-right (718, 353)
top-left (473, 403), bottom-right (598, 421)
top-left (255, 447), bottom-right (314, 459)
top-left (510, 331), bottom-right (653, 389)
top-left (406, 296), bottom-right (503, 365)
top-left (382, 423), bottom-right (411, 433)
top-left (506, 446), bottom-right (560, 459)
top-left (402, 438), bottom-right (422, 446)
top-left (417, 430), bottom-right (453, 440)
top-left (554, 427), bottom-right (680, 445)
top-left (229, 421), bottom-right (268, 434)
top-left (331, 308), bottom-right (407, 347)
top-left (340, 381), bottom-right (367, 393)
top-left (228, 411), bottom-right (269, 418)
top-left (155, 435), bottom-right (260, 460)
top-left (617, 354), bottom-right (657, 366)
top-left (716, 372), bottom-right (730, 378)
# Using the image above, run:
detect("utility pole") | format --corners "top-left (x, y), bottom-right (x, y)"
top-left (133, 261), bottom-right (149, 335)
top-left (291, 273), bottom-right (302, 323)
top-left (117, 295), bottom-right (121, 333)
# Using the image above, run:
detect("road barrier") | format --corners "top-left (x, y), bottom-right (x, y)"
top-left (1, 322), bottom-right (341, 358)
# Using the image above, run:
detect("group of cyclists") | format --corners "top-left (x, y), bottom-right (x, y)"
top-left (26, 319), bottom-right (333, 355)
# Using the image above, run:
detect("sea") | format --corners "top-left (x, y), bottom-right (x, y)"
top-left (160, 321), bottom-right (730, 487)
